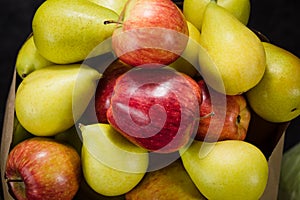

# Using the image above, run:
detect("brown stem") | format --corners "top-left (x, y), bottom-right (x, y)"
top-left (6, 178), bottom-right (23, 183)
top-left (104, 20), bottom-right (123, 25)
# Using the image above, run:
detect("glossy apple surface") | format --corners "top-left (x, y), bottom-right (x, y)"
top-left (5, 137), bottom-right (81, 200)
top-left (107, 67), bottom-right (201, 153)
top-left (111, 0), bottom-right (189, 68)
top-left (95, 59), bottom-right (133, 123)
top-left (197, 79), bottom-right (251, 141)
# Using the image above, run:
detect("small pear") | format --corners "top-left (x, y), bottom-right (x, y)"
top-left (11, 115), bottom-right (33, 148)
top-left (180, 140), bottom-right (269, 200)
top-left (246, 42), bottom-right (300, 122)
top-left (80, 123), bottom-right (148, 196)
top-left (87, 0), bottom-right (128, 15)
top-left (15, 64), bottom-right (101, 136)
top-left (54, 126), bottom-right (83, 154)
top-left (15, 35), bottom-right (53, 79)
top-left (126, 159), bottom-right (206, 200)
top-left (199, 2), bottom-right (266, 95)
top-left (32, 0), bottom-right (119, 64)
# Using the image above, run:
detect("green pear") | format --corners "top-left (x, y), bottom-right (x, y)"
top-left (54, 126), bottom-right (83, 154)
top-left (169, 21), bottom-right (201, 77)
top-left (183, 0), bottom-right (250, 30)
top-left (87, 0), bottom-right (128, 15)
top-left (246, 42), bottom-right (300, 122)
top-left (11, 115), bottom-right (33, 148)
top-left (180, 140), bottom-right (269, 200)
top-left (198, 2), bottom-right (266, 95)
top-left (32, 0), bottom-right (119, 64)
top-left (80, 123), bottom-right (148, 196)
top-left (15, 35), bottom-right (53, 79)
top-left (126, 159), bottom-right (206, 200)
top-left (15, 64), bottom-right (101, 136)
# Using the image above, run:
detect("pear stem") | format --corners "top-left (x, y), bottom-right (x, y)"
top-left (104, 20), bottom-right (123, 25)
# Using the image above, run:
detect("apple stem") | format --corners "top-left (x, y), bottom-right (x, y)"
top-left (104, 20), bottom-right (123, 25)
top-left (6, 178), bottom-right (23, 183)
top-left (237, 115), bottom-right (241, 124)
top-left (200, 111), bottom-right (215, 120)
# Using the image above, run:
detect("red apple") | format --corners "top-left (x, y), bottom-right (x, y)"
top-left (106, 67), bottom-right (201, 153)
top-left (5, 137), bottom-right (81, 200)
top-left (111, 0), bottom-right (189, 68)
top-left (197, 79), bottom-right (251, 142)
top-left (95, 59), bottom-right (133, 123)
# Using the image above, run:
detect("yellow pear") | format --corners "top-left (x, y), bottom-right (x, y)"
top-left (80, 123), bottom-right (148, 196)
top-left (87, 0), bottom-right (128, 15)
top-left (180, 140), bottom-right (269, 200)
top-left (246, 42), bottom-right (300, 122)
top-left (126, 159), bottom-right (206, 200)
top-left (183, 0), bottom-right (250, 30)
top-left (32, 0), bottom-right (119, 64)
top-left (199, 2), bottom-right (266, 95)
top-left (15, 35), bottom-right (53, 79)
top-left (15, 64), bottom-right (101, 136)
top-left (169, 21), bottom-right (201, 77)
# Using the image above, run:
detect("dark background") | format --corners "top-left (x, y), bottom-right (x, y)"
top-left (0, 0), bottom-right (299, 199)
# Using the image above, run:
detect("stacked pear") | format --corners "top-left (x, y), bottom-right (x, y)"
top-left (126, 159), bottom-right (206, 200)
top-left (198, 1), bottom-right (266, 95)
top-left (15, 35), bottom-right (53, 78)
top-left (183, 0), bottom-right (250, 30)
top-left (180, 140), bottom-right (269, 200)
top-left (246, 42), bottom-right (300, 122)
top-left (32, 0), bottom-right (119, 64)
top-left (15, 64), bottom-right (101, 136)
top-left (80, 123), bottom-right (149, 196)
top-left (87, 0), bottom-right (128, 15)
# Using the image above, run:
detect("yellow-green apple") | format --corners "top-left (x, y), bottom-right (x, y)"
top-left (180, 140), bottom-right (269, 200)
top-left (95, 59), bottom-right (133, 123)
top-left (246, 42), bottom-right (300, 123)
top-left (80, 123), bottom-right (148, 196)
top-left (5, 137), bottom-right (81, 200)
top-left (183, 0), bottom-right (250, 30)
top-left (111, 0), bottom-right (189, 68)
top-left (197, 79), bottom-right (251, 141)
top-left (106, 67), bottom-right (201, 153)
top-left (168, 20), bottom-right (201, 77)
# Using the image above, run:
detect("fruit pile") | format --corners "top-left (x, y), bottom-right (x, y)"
top-left (4, 0), bottom-right (300, 199)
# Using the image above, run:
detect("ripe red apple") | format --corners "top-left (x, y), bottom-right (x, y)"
top-left (111, 0), bottom-right (189, 68)
top-left (106, 67), bottom-right (201, 153)
top-left (197, 79), bottom-right (251, 142)
top-left (95, 59), bottom-right (133, 123)
top-left (5, 137), bottom-right (81, 200)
